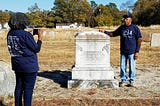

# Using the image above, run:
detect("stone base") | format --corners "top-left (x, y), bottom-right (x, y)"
top-left (72, 67), bottom-right (115, 80)
top-left (68, 80), bottom-right (119, 89)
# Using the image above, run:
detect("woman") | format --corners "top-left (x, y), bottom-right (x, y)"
top-left (7, 12), bottom-right (42, 106)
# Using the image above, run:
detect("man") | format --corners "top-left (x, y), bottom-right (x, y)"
top-left (100, 13), bottom-right (142, 87)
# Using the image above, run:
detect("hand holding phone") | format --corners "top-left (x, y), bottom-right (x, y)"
top-left (33, 29), bottom-right (38, 35)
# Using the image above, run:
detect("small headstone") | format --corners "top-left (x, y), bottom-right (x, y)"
top-left (0, 61), bottom-right (15, 96)
top-left (42, 31), bottom-right (47, 36)
top-left (151, 33), bottom-right (160, 47)
top-left (48, 31), bottom-right (55, 36)
top-left (68, 31), bottom-right (119, 89)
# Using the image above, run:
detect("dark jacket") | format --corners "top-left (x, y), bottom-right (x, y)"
top-left (7, 30), bottom-right (42, 72)
top-left (112, 24), bottom-right (142, 55)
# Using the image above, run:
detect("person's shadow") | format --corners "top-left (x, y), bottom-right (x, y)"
top-left (37, 70), bottom-right (72, 88)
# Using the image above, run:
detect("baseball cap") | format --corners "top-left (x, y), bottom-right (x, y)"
top-left (123, 13), bottom-right (133, 18)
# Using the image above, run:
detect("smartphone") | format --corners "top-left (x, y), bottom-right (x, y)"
top-left (33, 29), bottom-right (38, 35)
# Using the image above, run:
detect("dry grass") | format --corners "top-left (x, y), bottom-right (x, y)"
top-left (0, 27), bottom-right (160, 106)
top-left (0, 27), bottom-right (160, 71)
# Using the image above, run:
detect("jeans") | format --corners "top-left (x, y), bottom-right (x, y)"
top-left (120, 54), bottom-right (136, 83)
top-left (14, 72), bottom-right (37, 106)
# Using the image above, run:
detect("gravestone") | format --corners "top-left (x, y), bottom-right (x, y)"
top-left (68, 31), bottom-right (119, 89)
top-left (0, 61), bottom-right (15, 96)
top-left (151, 33), bottom-right (160, 47)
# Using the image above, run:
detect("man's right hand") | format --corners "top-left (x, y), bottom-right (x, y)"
top-left (99, 29), bottom-right (112, 36)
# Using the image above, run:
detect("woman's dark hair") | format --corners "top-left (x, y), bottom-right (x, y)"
top-left (8, 12), bottom-right (30, 30)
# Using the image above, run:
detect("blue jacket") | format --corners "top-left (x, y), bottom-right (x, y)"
top-left (7, 30), bottom-right (42, 73)
top-left (112, 24), bottom-right (142, 55)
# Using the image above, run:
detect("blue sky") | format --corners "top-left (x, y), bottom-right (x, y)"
top-left (0, 0), bottom-right (137, 12)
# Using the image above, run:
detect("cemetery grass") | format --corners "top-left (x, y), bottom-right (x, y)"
top-left (0, 27), bottom-right (160, 106)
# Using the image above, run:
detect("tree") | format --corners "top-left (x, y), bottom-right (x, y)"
top-left (52, 0), bottom-right (91, 26)
top-left (106, 3), bottom-right (122, 25)
top-left (90, 1), bottom-right (97, 9)
top-left (88, 1), bottom-right (97, 27)
top-left (150, 2), bottom-right (160, 25)
top-left (42, 10), bottom-right (55, 28)
top-left (27, 3), bottom-right (44, 27)
top-left (133, 0), bottom-right (160, 26)
top-left (28, 3), bottom-right (40, 13)
top-left (0, 10), bottom-right (10, 28)
top-left (120, 0), bottom-right (135, 12)
top-left (52, 0), bottom-right (70, 23)
top-left (106, 3), bottom-right (117, 9)
top-left (78, 0), bottom-right (92, 26)
top-left (94, 4), bottom-right (113, 26)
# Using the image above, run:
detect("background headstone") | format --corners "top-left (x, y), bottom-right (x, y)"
top-left (151, 33), bottom-right (160, 47)
top-left (0, 61), bottom-right (15, 96)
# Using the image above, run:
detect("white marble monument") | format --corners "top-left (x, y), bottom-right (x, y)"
top-left (68, 31), bottom-right (119, 89)
top-left (0, 61), bottom-right (15, 96)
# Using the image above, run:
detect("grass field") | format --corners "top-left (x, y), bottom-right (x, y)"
top-left (0, 27), bottom-right (160, 71)
top-left (0, 27), bottom-right (160, 106)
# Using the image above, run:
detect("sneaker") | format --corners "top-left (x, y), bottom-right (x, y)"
top-left (129, 82), bottom-right (134, 87)
top-left (119, 82), bottom-right (126, 87)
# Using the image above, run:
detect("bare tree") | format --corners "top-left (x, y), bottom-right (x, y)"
top-left (120, 0), bottom-right (135, 12)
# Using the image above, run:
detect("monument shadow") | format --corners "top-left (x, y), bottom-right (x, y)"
top-left (37, 70), bottom-right (71, 88)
